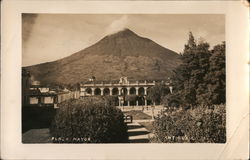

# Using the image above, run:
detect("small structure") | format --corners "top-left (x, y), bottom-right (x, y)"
top-left (27, 86), bottom-right (80, 108)
top-left (28, 85), bottom-right (57, 107)
top-left (22, 77), bottom-right (80, 108)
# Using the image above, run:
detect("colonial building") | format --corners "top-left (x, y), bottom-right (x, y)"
top-left (80, 77), bottom-right (172, 106)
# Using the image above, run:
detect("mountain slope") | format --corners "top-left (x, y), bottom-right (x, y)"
top-left (24, 28), bottom-right (181, 84)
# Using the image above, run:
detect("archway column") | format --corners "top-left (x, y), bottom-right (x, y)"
top-left (118, 96), bottom-right (122, 106)
top-left (126, 87), bottom-right (131, 106)
top-left (144, 95), bottom-right (147, 106)
top-left (118, 87), bottom-right (122, 95)
top-left (109, 87), bottom-right (113, 95)
top-left (144, 87), bottom-right (148, 95)
top-left (127, 87), bottom-right (130, 95)
top-left (100, 88), bottom-right (104, 96)
top-left (91, 88), bottom-right (95, 95)
top-left (135, 87), bottom-right (139, 95)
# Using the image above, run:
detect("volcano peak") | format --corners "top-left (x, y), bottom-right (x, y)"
top-left (108, 28), bottom-right (138, 37)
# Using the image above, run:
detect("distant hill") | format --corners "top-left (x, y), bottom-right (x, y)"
top-left (24, 28), bottom-right (181, 85)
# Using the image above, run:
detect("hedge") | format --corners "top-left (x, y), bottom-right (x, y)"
top-left (103, 95), bottom-right (119, 106)
top-left (125, 95), bottom-right (138, 101)
top-left (50, 97), bottom-right (128, 143)
top-left (152, 104), bottom-right (226, 143)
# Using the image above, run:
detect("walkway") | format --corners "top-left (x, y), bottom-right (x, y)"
top-left (119, 105), bottom-right (164, 117)
top-left (133, 119), bottom-right (154, 123)
top-left (22, 128), bottom-right (51, 143)
top-left (127, 122), bottom-right (150, 143)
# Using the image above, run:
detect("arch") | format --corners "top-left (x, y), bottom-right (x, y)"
top-left (94, 88), bottom-right (101, 95)
top-left (129, 87), bottom-right (136, 95)
top-left (86, 88), bottom-right (92, 95)
top-left (103, 88), bottom-right (110, 96)
top-left (112, 88), bottom-right (119, 95)
top-left (138, 87), bottom-right (145, 96)
top-left (121, 87), bottom-right (128, 95)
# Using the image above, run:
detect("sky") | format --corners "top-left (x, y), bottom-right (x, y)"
top-left (22, 14), bottom-right (225, 66)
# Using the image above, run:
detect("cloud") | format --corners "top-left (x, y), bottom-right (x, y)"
top-left (104, 15), bottom-right (129, 35)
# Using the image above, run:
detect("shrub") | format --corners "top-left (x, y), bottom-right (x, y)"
top-left (147, 83), bottom-right (167, 105)
top-left (152, 104), bottom-right (226, 143)
top-left (103, 95), bottom-right (118, 106)
top-left (125, 95), bottom-right (138, 101)
top-left (162, 94), bottom-right (181, 108)
top-left (50, 97), bottom-right (128, 143)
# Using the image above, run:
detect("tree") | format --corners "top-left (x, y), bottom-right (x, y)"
top-left (147, 83), bottom-right (167, 105)
top-left (104, 95), bottom-right (119, 106)
top-left (170, 32), bottom-right (211, 106)
top-left (196, 42), bottom-right (225, 105)
top-left (167, 32), bottom-right (225, 107)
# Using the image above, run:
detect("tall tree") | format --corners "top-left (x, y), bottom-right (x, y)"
top-left (196, 42), bottom-right (225, 105)
top-left (167, 32), bottom-right (225, 107)
top-left (147, 83), bottom-right (167, 105)
top-left (171, 32), bottom-right (210, 106)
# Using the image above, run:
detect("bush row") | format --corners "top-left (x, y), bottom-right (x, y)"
top-left (50, 97), bottom-right (128, 143)
top-left (152, 104), bottom-right (226, 143)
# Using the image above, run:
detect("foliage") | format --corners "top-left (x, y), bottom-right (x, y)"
top-left (162, 94), bottom-right (181, 108)
top-left (196, 42), bottom-right (226, 105)
top-left (168, 32), bottom-right (225, 107)
top-left (152, 104), bottom-right (226, 143)
top-left (155, 32), bottom-right (226, 143)
top-left (103, 95), bottom-right (119, 106)
top-left (147, 83), bottom-right (168, 104)
top-left (50, 97), bottom-right (128, 143)
top-left (125, 94), bottom-right (138, 101)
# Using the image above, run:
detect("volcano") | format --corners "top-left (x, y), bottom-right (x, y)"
top-left (24, 28), bottom-right (181, 84)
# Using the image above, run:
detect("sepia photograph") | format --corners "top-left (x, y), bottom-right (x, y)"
top-left (21, 14), bottom-right (226, 144)
top-left (2, 0), bottom-right (249, 159)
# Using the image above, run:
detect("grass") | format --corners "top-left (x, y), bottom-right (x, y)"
top-left (124, 110), bottom-right (152, 120)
